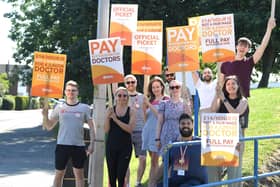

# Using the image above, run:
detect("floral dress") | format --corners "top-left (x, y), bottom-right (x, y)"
top-left (158, 99), bottom-right (189, 155)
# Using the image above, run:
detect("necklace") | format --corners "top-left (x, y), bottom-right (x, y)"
top-left (116, 106), bottom-right (127, 117)
top-left (179, 145), bottom-right (188, 165)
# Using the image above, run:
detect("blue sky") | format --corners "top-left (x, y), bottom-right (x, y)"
top-left (0, 1), bottom-right (15, 64)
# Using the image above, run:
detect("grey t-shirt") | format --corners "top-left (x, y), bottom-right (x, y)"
top-left (128, 93), bottom-right (145, 132)
top-left (51, 102), bottom-right (92, 146)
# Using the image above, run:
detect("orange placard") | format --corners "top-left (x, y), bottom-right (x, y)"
top-left (89, 37), bottom-right (124, 84)
top-left (201, 113), bottom-right (240, 166)
top-left (31, 52), bottom-right (66, 98)
top-left (200, 14), bottom-right (235, 63)
top-left (132, 20), bottom-right (163, 75)
top-left (166, 25), bottom-right (200, 72)
top-left (109, 4), bottom-right (138, 46)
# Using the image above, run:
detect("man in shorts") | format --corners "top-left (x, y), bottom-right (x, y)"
top-left (124, 74), bottom-right (147, 187)
top-left (42, 80), bottom-right (95, 187)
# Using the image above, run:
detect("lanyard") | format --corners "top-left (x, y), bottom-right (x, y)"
top-left (179, 145), bottom-right (188, 165)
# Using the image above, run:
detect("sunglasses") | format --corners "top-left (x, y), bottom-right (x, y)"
top-left (165, 73), bottom-right (174, 77)
top-left (125, 81), bottom-right (136, 85)
top-left (169, 85), bottom-right (181, 90)
top-left (117, 94), bottom-right (128, 98)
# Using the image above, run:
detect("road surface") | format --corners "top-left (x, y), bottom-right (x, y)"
top-left (0, 109), bottom-right (56, 187)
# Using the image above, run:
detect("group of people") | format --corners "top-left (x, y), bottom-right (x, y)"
top-left (41, 17), bottom-right (275, 187)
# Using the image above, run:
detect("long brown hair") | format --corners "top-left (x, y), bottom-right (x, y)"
top-left (222, 75), bottom-right (243, 100)
top-left (147, 76), bottom-right (165, 102)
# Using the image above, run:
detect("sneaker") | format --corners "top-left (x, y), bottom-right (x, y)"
top-left (135, 183), bottom-right (143, 187)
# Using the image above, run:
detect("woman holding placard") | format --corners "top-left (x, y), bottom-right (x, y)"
top-left (208, 75), bottom-right (248, 187)
top-left (105, 87), bottom-right (136, 187)
top-left (155, 79), bottom-right (192, 155)
top-left (142, 76), bottom-right (169, 187)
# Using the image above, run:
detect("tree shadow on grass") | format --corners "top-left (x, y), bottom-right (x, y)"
top-left (0, 125), bottom-right (56, 177)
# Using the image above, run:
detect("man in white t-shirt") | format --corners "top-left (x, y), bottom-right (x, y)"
top-left (192, 68), bottom-right (217, 111)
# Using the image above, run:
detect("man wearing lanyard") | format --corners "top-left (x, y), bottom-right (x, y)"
top-left (124, 74), bottom-right (146, 187)
top-left (157, 113), bottom-right (208, 187)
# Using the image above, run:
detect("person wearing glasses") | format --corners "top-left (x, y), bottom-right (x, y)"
top-left (163, 66), bottom-right (193, 113)
top-left (42, 80), bottom-right (96, 187)
top-left (142, 76), bottom-right (169, 187)
top-left (105, 87), bottom-right (136, 187)
top-left (124, 74), bottom-right (147, 187)
top-left (156, 80), bottom-right (192, 155)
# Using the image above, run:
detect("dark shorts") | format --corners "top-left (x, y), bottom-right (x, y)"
top-left (55, 144), bottom-right (87, 170)
top-left (131, 131), bottom-right (146, 157)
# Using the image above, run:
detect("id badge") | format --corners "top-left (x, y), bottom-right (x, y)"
top-left (177, 169), bottom-right (185, 176)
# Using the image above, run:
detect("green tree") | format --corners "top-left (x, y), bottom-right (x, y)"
top-left (4, 0), bottom-right (279, 98)
top-left (0, 73), bottom-right (9, 96)
top-left (4, 0), bottom-right (98, 103)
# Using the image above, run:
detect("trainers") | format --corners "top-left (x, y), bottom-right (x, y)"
top-left (135, 183), bottom-right (143, 187)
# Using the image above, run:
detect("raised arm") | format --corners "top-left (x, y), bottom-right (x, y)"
top-left (253, 17), bottom-right (276, 64)
top-left (104, 107), bottom-right (112, 133)
top-left (191, 71), bottom-right (200, 85)
top-left (42, 108), bottom-right (59, 131)
top-left (209, 84), bottom-right (222, 112)
top-left (143, 96), bottom-right (158, 117)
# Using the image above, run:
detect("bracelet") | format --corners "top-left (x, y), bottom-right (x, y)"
top-left (155, 138), bottom-right (160, 141)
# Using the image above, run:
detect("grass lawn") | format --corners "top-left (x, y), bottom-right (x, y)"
top-left (103, 88), bottom-right (280, 186)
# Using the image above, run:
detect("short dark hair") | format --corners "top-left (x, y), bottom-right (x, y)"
top-left (179, 113), bottom-right (193, 123)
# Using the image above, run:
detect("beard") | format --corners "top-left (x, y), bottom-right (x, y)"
top-left (180, 127), bottom-right (193, 137)
top-left (203, 75), bottom-right (212, 83)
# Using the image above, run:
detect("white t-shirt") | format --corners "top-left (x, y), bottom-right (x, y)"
top-left (195, 79), bottom-right (217, 109)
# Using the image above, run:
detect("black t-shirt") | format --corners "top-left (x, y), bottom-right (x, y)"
top-left (106, 106), bottom-right (132, 148)
top-left (218, 97), bottom-right (249, 128)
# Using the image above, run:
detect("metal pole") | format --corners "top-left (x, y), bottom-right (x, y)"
top-left (194, 90), bottom-right (199, 136)
top-left (88, 1), bottom-right (110, 187)
top-left (253, 139), bottom-right (259, 187)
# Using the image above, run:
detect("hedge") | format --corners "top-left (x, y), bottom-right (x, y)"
top-left (2, 95), bottom-right (15, 110)
top-left (15, 96), bottom-right (29, 110)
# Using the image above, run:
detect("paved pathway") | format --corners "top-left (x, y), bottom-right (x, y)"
top-left (0, 110), bottom-right (56, 187)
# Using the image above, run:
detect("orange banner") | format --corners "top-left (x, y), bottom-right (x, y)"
top-left (31, 52), bottom-right (66, 98)
top-left (109, 4), bottom-right (138, 46)
top-left (89, 37), bottom-right (124, 84)
top-left (200, 14), bottom-right (235, 63)
top-left (132, 20), bottom-right (163, 75)
top-left (166, 25), bottom-right (199, 72)
top-left (201, 113), bottom-right (240, 166)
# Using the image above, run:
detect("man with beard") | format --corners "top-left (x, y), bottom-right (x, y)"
top-left (192, 67), bottom-right (217, 112)
top-left (157, 113), bottom-right (208, 187)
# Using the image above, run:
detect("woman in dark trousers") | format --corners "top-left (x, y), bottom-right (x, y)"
top-left (105, 87), bottom-right (136, 187)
